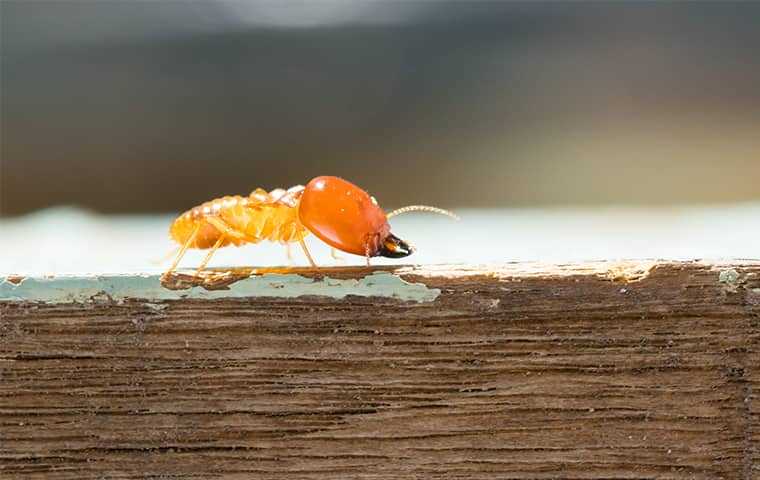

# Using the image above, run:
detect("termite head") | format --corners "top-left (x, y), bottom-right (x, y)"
top-left (298, 176), bottom-right (399, 258)
top-left (378, 233), bottom-right (414, 258)
top-left (298, 176), bottom-right (457, 260)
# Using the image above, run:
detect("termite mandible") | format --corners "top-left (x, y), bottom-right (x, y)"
top-left (163, 176), bottom-right (457, 278)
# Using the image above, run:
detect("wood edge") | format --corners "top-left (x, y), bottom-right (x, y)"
top-left (2, 260), bottom-right (760, 304)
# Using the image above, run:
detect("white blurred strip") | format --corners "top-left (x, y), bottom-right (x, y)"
top-left (217, 0), bottom-right (423, 28)
top-left (1, 204), bottom-right (758, 276)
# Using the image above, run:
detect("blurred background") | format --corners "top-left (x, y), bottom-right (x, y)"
top-left (3, 0), bottom-right (759, 216)
top-left (1, 1), bottom-right (760, 274)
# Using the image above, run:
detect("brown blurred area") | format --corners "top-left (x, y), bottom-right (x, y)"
top-left (2, 1), bottom-right (759, 216)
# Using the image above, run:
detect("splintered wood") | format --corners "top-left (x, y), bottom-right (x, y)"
top-left (1, 261), bottom-right (759, 479)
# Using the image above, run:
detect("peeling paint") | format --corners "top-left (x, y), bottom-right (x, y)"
top-left (718, 269), bottom-right (740, 285)
top-left (0, 272), bottom-right (440, 304)
top-left (4, 275), bottom-right (26, 285)
top-left (600, 262), bottom-right (655, 283)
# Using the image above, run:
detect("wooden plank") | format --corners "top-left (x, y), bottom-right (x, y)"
top-left (1, 261), bottom-right (759, 479)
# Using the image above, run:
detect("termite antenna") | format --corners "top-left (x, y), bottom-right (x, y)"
top-left (386, 205), bottom-right (460, 221)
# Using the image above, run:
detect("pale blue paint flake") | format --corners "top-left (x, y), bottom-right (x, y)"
top-left (0, 272), bottom-right (440, 304)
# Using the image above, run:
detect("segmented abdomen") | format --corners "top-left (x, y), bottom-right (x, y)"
top-left (169, 187), bottom-right (308, 249)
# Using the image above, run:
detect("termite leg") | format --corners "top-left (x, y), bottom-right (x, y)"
top-left (285, 243), bottom-right (294, 264)
top-left (151, 246), bottom-right (180, 266)
top-left (164, 224), bottom-right (201, 277)
top-left (364, 240), bottom-right (372, 267)
top-left (195, 234), bottom-right (226, 277)
top-left (299, 238), bottom-right (317, 268)
top-left (206, 217), bottom-right (250, 241)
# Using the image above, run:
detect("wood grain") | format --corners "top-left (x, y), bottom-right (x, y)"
top-left (1, 261), bottom-right (759, 479)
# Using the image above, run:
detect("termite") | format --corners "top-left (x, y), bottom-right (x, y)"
top-left (162, 176), bottom-right (457, 278)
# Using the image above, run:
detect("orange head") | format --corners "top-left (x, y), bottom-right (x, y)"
top-left (298, 176), bottom-right (413, 258)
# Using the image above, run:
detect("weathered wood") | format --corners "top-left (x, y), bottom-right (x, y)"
top-left (1, 261), bottom-right (759, 479)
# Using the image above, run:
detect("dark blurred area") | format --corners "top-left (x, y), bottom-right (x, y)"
top-left (2, 1), bottom-right (759, 216)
